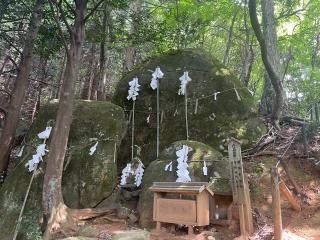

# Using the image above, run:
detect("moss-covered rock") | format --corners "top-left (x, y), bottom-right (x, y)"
top-left (112, 49), bottom-right (265, 167)
top-left (137, 140), bottom-right (231, 228)
top-left (0, 101), bottom-right (127, 240)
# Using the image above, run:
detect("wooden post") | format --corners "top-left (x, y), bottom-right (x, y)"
top-left (271, 167), bottom-right (283, 240)
top-left (302, 125), bottom-right (309, 157)
top-left (228, 138), bottom-right (254, 238)
top-left (238, 204), bottom-right (247, 238)
top-left (243, 175), bottom-right (254, 234)
top-left (279, 180), bottom-right (301, 211)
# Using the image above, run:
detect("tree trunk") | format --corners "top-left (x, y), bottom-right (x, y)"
top-left (97, 1), bottom-right (110, 100)
top-left (42, 1), bottom-right (86, 238)
top-left (240, 1), bottom-right (255, 87)
top-left (81, 43), bottom-right (97, 100)
top-left (122, 0), bottom-right (142, 73)
top-left (223, 9), bottom-right (238, 66)
top-left (259, 0), bottom-right (282, 117)
top-left (0, 0), bottom-right (44, 177)
top-left (249, 0), bottom-right (284, 125)
top-left (54, 50), bottom-right (67, 99)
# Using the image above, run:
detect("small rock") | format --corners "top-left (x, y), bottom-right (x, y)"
top-left (112, 230), bottom-right (150, 240)
top-left (208, 236), bottom-right (215, 240)
top-left (117, 206), bottom-right (131, 219)
top-left (128, 212), bottom-right (139, 224)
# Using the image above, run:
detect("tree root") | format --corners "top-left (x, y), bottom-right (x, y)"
top-left (43, 203), bottom-right (117, 240)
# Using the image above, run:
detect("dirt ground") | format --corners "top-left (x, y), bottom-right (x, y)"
top-left (75, 155), bottom-right (320, 240)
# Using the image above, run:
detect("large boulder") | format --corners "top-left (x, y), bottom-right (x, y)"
top-left (137, 140), bottom-right (231, 228)
top-left (0, 101), bottom-right (127, 240)
top-left (113, 49), bottom-right (265, 167)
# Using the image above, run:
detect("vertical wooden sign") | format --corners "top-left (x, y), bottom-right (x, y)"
top-left (228, 138), bottom-right (254, 236)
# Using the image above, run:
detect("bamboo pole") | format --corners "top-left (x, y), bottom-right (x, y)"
top-left (185, 85), bottom-right (189, 140)
top-left (271, 167), bottom-right (283, 240)
top-left (131, 101), bottom-right (135, 161)
top-left (156, 79), bottom-right (160, 158)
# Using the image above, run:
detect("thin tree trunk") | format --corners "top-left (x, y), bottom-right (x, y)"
top-left (240, 1), bottom-right (255, 87)
top-left (259, 0), bottom-right (282, 119)
top-left (223, 9), bottom-right (238, 66)
top-left (97, 1), bottom-right (109, 100)
top-left (54, 50), bottom-right (67, 99)
top-left (249, 0), bottom-right (284, 125)
top-left (42, 1), bottom-right (86, 238)
top-left (0, 0), bottom-right (44, 177)
top-left (122, 0), bottom-right (142, 73)
top-left (81, 43), bottom-right (97, 100)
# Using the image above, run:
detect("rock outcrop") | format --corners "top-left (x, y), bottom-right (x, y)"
top-left (113, 49), bottom-right (265, 167)
top-left (0, 101), bottom-right (127, 240)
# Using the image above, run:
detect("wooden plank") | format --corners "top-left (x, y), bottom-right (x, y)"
top-left (279, 180), bottom-right (301, 211)
top-left (153, 182), bottom-right (208, 187)
top-left (238, 204), bottom-right (247, 238)
top-left (243, 175), bottom-right (254, 234)
top-left (155, 198), bottom-right (197, 225)
top-left (271, 167), bottom-right (283, 240)
top-left (150, 186), bottom-right (203, 193)
top-left (153, 192), bottom-right (161, 220)
top-left (196, 191), bottom-right (210, 225)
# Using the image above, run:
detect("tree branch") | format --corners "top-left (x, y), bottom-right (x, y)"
top-left (0, 106), bottom-right (8, 115)
top-left (48, 0), bottom-right (69, 50)
top-left (62, 0), bottom-right (76, 15)
top-left (248, 0), bottom-right (283, 122)
top-left (84, 0), bottom-right (105, 22)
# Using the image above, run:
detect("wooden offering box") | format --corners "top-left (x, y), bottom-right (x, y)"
top-left (150, 182), bottom-right (214, 234)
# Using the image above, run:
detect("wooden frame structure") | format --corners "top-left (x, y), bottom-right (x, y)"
top-left (150, 182), bottom-right (213, 235)
top-left (228, 138), bottom-right (254, 238)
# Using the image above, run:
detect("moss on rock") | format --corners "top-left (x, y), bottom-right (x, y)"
top-left (137, 140), bottom-right (231, 228)
top-left (112, 49), bottom-right (265, 168)
top-left (0, 101), bottom-right (127, 240)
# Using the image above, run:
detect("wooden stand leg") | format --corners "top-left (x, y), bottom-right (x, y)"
top-left (156, 221), bottom-right (161, 231)
top-left (239, 204), bottom-right (246, 238)
top-left (188, 226), bottom-right (193, 235)
top-left (271, 167), bottom-right (283, 240)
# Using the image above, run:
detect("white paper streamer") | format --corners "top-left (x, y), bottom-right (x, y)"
top-left (234, 87), bottom-right (241, 101)
top-left (203, 161), bottom-right (207, 176)
top-left (176, 145), bottom-right (192, 183)
top-left (165, 161), bottom-right (173, 172)
top-left (178, 71), bottom-right (191, 95)
top-left (150, 67), bottom-right (164, 90)
top-left (214, 171), bottom-right (221, 178)
top-left (89, 141), bottom-right (98, 156)
top-left (152, 67), bottom-right (164, 79)
top-left (25, 127), bottom-right (52, 172)
top-left (17, 145), bottom-right (25, 157)
top-left (150, 77), bottom-right (158, 90)
top-left (209, 113), bottom-right (216, 121)
top-left (194, 99), bottom-right (199, 114)
top-left (215, 205), bottom-right (220, 220)
top-left (214, 92), bottom-right (221, 101)
top-left (25, 143), bottom-right (48, 172)
top-left (120, 163), bottom-right (133, 186)
top-left (127, 77), bottom-right (140, 101)
top-left (134, 161), bottom-right (144, 187)
top-left (37, 127), bottom-right (52, 139)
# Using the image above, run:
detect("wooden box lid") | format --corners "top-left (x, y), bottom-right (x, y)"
top-left (149, 182), bottom-right (214, 195)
